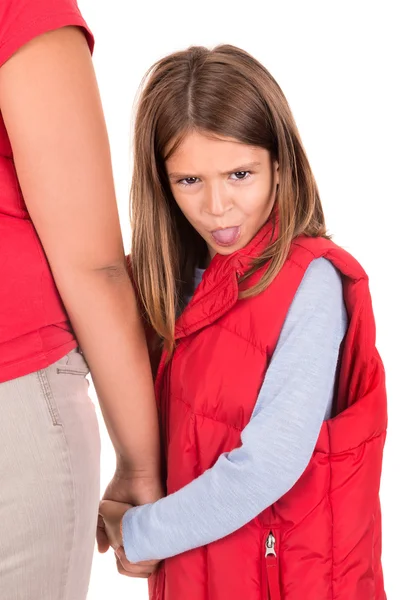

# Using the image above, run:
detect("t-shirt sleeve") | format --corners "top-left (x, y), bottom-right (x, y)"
top-left (0, 0), bottom-right (94, 68)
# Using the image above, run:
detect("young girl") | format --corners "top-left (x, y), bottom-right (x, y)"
top-left (100, 45), bottom-right (387, 600)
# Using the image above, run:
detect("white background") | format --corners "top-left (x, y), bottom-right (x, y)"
top-left (77, 1), bottom-right (400, 598)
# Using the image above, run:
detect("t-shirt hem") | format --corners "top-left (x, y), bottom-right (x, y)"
top-left (0, 339), bottom-right (78, 383)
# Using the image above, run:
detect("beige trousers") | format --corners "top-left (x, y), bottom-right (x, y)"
top-left (0, 349), bottom-right (101, 600)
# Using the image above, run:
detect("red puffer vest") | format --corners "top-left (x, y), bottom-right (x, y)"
top-left (149, 221), bottom-right (387, 600)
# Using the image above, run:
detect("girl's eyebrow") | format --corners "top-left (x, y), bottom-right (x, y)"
top-left (168, 161), bottom-right (262, 180)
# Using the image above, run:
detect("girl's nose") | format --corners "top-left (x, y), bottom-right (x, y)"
top-left (204, 184), bottom-right (232, 217)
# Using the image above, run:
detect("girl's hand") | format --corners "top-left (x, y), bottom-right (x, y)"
top-left (98, 499), bottom-right (160, 578)
top-left (98, 499), bottom-right (131, 551)
top-left (96, 470), bottom-right (164, 554)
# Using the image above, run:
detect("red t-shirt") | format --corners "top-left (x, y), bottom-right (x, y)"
top-left (0, 0), bottom-right (94, 383)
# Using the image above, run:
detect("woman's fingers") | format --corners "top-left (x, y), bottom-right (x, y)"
top-left (96, 514), bottom-right (110, 554)
top-left (97, 499), bottom-right (160, 577)
top-left (114, 548), bottom-right (158, 578)
top-left (98, 499), bottom-right (132, 550)
top-left (115, 553), bottom-right (157, 578)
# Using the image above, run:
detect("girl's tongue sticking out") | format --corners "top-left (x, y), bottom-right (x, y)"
top-left (211, 226), bottom-right (241, 247)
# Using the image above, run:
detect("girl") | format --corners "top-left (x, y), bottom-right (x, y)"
top-left (0, 1), bottom-right (162, 598)
top-left (100, 45), bottom-right (387, 599)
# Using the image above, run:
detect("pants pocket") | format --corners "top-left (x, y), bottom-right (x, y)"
top-left (37, 350), bottom-right (90, 426)
top-left (37, 368), bottom-right (62, 426)
top-left (56, 349), bottom-right (90, 377)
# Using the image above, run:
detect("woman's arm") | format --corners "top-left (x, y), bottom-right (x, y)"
top-left (0, 27), bottom-right (161, 491)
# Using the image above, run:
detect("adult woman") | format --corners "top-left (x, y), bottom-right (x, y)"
top-left (0, 2), bottom-right (161, 599)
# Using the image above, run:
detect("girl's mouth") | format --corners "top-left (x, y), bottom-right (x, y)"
top-left (211, 226), bottom-right (241, 247)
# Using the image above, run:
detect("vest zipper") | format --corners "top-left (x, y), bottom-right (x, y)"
top-left (265, 530), bottom-right (281, 600)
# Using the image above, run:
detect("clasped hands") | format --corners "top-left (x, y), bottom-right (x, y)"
top-left (97, 471), bottom-right (163, 579)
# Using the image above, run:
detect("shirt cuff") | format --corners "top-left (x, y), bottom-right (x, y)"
top-left (121, 505), bottom-right (146, 563)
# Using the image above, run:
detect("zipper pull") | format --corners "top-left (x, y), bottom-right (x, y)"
top-left (265, 532), bottom-right (276, 557)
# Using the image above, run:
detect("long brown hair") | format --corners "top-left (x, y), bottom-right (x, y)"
top-left (130, 44), bottom-right (327, 352)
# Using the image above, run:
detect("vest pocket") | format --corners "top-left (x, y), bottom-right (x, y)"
top-left (263, 529), bottom-right (282, 600)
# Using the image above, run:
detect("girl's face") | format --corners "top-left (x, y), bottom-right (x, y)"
top-left (166, 130), bottom-right (279, 260)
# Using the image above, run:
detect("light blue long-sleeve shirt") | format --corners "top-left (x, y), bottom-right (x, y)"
top-left (122, 257), bottom-right (348, 562)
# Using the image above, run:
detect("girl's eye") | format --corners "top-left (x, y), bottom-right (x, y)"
top-left (178, 177), bottom-right (200, 187)
top-left (230, 171), bottom-right (251, 181)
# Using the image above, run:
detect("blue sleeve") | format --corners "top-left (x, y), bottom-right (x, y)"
top-left (122, 258), bottom-right (348, 562)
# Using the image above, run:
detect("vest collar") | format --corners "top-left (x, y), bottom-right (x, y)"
top-left (175, 211), bottom-right (279, 340)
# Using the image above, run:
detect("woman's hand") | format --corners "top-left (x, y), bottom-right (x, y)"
top-left (99, 498), bottom-right (160, 578)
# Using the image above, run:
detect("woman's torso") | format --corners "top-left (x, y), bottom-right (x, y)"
top-left (0, 117), bottom-right (76, 382)
top-left (0, 0), bottom-right (94, 382)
